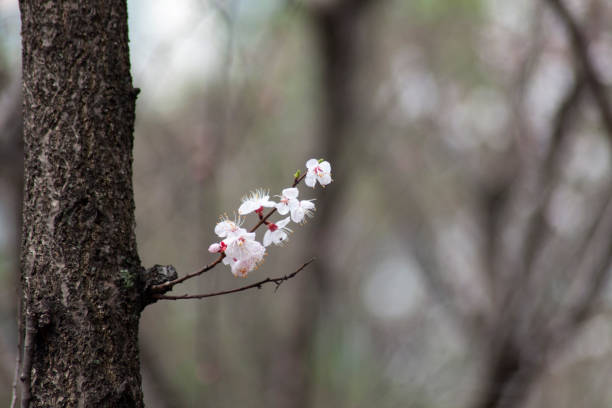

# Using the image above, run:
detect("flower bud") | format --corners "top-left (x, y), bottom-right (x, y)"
top-left (208, 243), bottom-right (223, 253)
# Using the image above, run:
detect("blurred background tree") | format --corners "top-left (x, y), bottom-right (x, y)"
top-left (3, 0), bottom-right (612, 407)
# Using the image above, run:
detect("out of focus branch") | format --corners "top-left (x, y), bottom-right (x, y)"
top-left (0, 81), bottom-right (22, 408)
top-left (546, 0), bottom-right (612, 136)
top-left (0, 84), bottom-right (22, 168)
top-left (523, 76), bottom-right (585, 271)
top-left (471, 75), bottom-right (587, 408)
top-left (377, 149), bottom-right (492, 335)
top-left (552, 189), bottom-right (612, 334)
top-left (511, 2), bottom-right (544, 159)
top-left (153, 259), bottom-right (314, 301)
top-left (541, 0), bottom-right (612, 342)
top-left (398, 199), bottom-right (490, 334)
top-left (473, 6), bottom-right (612, 408)
top-left (480, 4), bottom-right (544, 250)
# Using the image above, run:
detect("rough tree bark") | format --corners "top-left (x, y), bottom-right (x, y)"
top-left (17, 1), bottom-right (162, 406)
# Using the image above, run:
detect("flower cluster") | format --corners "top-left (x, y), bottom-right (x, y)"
top-left (208, 158), bottom-right (332, 278)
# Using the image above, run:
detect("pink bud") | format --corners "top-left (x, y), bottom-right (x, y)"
top-left (208, 243), bottom-right (222, 253)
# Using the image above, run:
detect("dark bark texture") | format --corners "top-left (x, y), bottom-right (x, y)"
top-left (19, 1), bottom-right (144, 406)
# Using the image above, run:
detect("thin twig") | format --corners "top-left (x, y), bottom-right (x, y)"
top-left (10, 352), bottom-right (19, 408)
top-left (10, 296), bottom-right (23, 408)
top-left (20, 316), bottom-right (35, 408)
top-left (154, 259), bottom-right (314, 300)
top-left (150, 173), bottom-right (308, 293)
top-left (546, 0), bottom-right (612, 136)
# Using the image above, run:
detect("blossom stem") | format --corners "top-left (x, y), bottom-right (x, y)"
top-left (153, 259), bottom-right (314, 300)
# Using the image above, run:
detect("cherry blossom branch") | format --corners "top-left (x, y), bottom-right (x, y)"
top-left (148, 172), bottom-right (308, 294)
top-left (153, 259), bottom-right (314, 301)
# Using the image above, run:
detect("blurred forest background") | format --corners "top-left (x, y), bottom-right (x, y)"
top-left (3, 0), bottom-right (612, 407)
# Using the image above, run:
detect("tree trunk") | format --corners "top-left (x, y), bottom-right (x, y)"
top-left (19, 1), bottom-right (145, 406)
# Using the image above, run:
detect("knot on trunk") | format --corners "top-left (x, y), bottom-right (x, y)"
top-left (141, 265), bottom-right (178, 307)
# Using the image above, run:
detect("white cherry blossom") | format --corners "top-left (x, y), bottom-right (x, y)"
top-left (223, 255), bottom-right (262, 278)
top-left (290, 199), bottom-right (316, 223)
top-left (223, 231), bottom-right (265, 263)
top-left (229, 257), bottom-right (259, 278)
top-left (214, 217), bottom-right (244, 238)
top-left (276, 187), bottom-right (299, 215)
top-left (305, 159), bottom-right (332, 188)
top-left (263, 217), bottom-right (292, 247)
top-left (238, 189), bottom-right (276, 215)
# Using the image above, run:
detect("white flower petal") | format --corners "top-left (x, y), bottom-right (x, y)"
top-left (291, 207), bottom-right (304, 223)
top-left (319, 161), bottom-right (331, 173)
top-left (288, 198), bottom-right (300, 209)
top-left (283, 187), bottom-right (299, 199)
top-left (262, 199), bottom-right (276, 208)
top-left (305, 174), bottom-right (316, 188)
top-left (277, 203), bottom-right (290, 215)
top-left (247, 239), bottom-right (265, 259)
top-left (214, 222), bottom-right (227, 237)
top-left (277, 216), bottom-right (291, 228)
top-left (214, 220), bottom-right (236, 237)
top-left (224, 228), bottom-right (247, 246)
top-left (302, 200), bottom-right (315, 210)
top-left (238, 200), bottom-right (259, 215)
top-left (306, 158), bottom-right (318, 169)
top-left (319, 174), bottom-right (332, 185)
top-left (224, 231), bottom-right (261, 260)
top-left (231, 259), bottom-right (254, 277)
top-left (273, 230), bottom-right (288, 245)
top-left (263, 230), bottom-right (273, 247)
